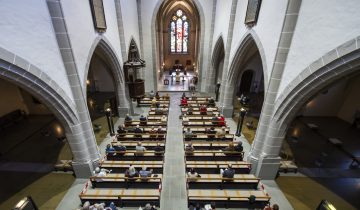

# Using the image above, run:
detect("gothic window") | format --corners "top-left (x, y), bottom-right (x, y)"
top-left (170, 9), bottom-right (189, 53)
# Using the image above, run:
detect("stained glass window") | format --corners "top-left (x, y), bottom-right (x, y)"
top-left (170, 9), bottom-right (189, 53)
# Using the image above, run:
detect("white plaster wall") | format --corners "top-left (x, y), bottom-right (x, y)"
top-left (140, 0), bottom-right (158, 91)
top-left (61, 0), bottom-right (97, 88)
top-left (62, 0), bottom-right (124, 89)
top-left (212, 0), bottom-right (232, 49)
top-left (279, 0), bottom-right (360, 97)
top-left (229, 0), bottom-right (287, 85)
top-left (302, 80), bottom-right (347, 117)
top-left (120, 0), bottom-right (141, 55)
top-left (0, 0), bottom-right (73, 101)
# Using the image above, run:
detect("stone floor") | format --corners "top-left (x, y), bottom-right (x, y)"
top-left (57, 92), bottom-right (292, 210)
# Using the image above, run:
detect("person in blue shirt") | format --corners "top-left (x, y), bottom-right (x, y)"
top-left (125, 114), bottom-right (132, 123)
top-left (105, 144), bottom-right (116, 156)
top-left (139, 166), bottom-right (153, 181)
top-left (139, 115), bottom-right (147, 125)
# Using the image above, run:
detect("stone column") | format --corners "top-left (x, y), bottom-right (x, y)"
top-left (47, 0), bottom-right (101, 178)
top-left (247, 0), bottom-right (302, 179)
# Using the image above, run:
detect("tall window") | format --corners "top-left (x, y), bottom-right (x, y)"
top-left (170, 9), bottom-right (189, 53)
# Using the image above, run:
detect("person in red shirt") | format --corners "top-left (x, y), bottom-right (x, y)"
top-left (181, 97), bottom-right (188, 106)
top-left (200, 104), bottom-right (207, 115)
top-left (218, 114), bottom-right (226, 126)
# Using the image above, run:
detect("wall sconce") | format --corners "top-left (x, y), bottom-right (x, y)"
top-left (86, 80), bottom-right (90, 85)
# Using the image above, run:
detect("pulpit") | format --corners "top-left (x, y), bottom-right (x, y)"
top-left (124, 43), bottom-right (146, 98)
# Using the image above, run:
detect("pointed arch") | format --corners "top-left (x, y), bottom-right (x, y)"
top-left (84, 36), bottom-right (129, 116)
top-left (0, 47), bottom-right (78, 133)
top-left (210, 35), bottom-right (225, 85)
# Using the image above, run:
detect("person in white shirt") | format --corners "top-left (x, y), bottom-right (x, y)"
top-left (135, 142), bottom-right (146, 156)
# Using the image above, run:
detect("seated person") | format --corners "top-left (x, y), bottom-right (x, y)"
top-left (246, 120), bottom-right (254, 129)
top-left (164, 93), bottom-right (170, 100)
top-left (149, 126), bottom-right (157, 138)
top-left (216, 127), bottom-right (226, 138)
top-left (125, 164), bottom-right (138, 178)
top-left (200, 104), bottom-right (207, 115)
top-left (113, 143), bottom-right (126, 155)
top-left (107, 202), bottom-right (117, 210)
top-left (134, 125), bottom-right (143, 137)
top-left (212, 114), bottom-right (219, 125)
top-left (184, 127), bottom-right (194, 139)
top-left (206, 127), bottom-right (216, 139)
top-left (218, 115), bottom-right (226, 126)
top-left (161, 115), bottom-right (167, 122)
top-left (155, 91), bottom-right (160, 99)
top-left (204, 202), bottom-right (216, 210)
top-left (155, 101), bottom-right (161, 108)
top-left (135, 142), bottom-right (146, 156)
top-left (221, 164), bottom-right (235, 179)
top-left (117, 124), bottom-right (127, 134)
top-left (185, 143), bottom-right (195, 155)
top-left (157, 126), bottom-right (165, 133)
top-left (181, 97), bottom-right (188, 106)
top-left (105, 144), bottom-right (116, 156)
top-left (154, 143), bottom-right (164, 155)
top-left (222, 142), bottom-right (236, 155)
top-left (124, 114), bottom-right (132, 124)
top-left (187, 107), bottom-right (193, 115)
top-left (139, 115), bottom-right (147, 125)
top-left (191, 92), bottom-right (197, 100)
top-left (139, 166), bottom-right (153, 181)
top-left (208, 97), bottom-right (215, 107)
top-left (182, 114), bottom-right (189, 121)
top-left (235, 142), bottom-right (243, 152)
top-left (151, 98), bottom-right (157, 106)
top-left (155, 107), bottom-right (163, 115)
top-left (149, 90), bottom-right (155, 99)
top-left (143, 203), bottom-right (157, 210)
top-left (182, 92), bottom-right (186, 99)
top-left (187, 168), bottom-right (200, 181)
top-left (93, 167), bottom-right (111, 182)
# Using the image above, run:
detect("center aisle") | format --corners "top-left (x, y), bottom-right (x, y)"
top-left (160, 92), bottom-right (187, 209)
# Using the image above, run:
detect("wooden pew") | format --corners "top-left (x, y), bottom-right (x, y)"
top-left (185, 150), bottom-right (244, 161)
top-left (186, 174), bottom-right (259, 189)
top-left (79, 188), bottom-right (160, 207)
top-left (100, 160), bottom-right (164, 173)
top-left (147, 116), bottom-right (168, 121)
top-left (183, 97), bottom-right (212, 101)
top-left (187, 189), bottom-right (270, 209)
top-left (186, 161), bottom-right (251, 174)
top-left (112, 141), bottom-right (165, 150)
top-left (183, 134), bottom-right (234, 141)
top-left (184, 142), bottom-right (237, 150)
top-left (182, 116), bottom-right (217, 121)
top-left (120, 127), bottom-right (167, 132)
top-left (183, 121), bottom-right (226, 127)
top-left (116, 134), bottom-right (166, 141)
top-left (181, 107), bottom-right (218, 112)
top-left (106, 151), bottom-right (164, 161)
top-left (182, 127), bottom-right (230, 133)
top-left (125, 121), bottom-right (167, 126)
top-left (90, 173), bottom-right (162, 189)
top-left (138, 100), bottom-right (170, 106)
top-left (181, 111), bottom-right (220, 116)
top-left (140, 97), bottom-right (170, 101)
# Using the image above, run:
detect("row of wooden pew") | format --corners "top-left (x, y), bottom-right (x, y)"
top-left (79, 94), bottom-right (171, 208)
top-left (181, 96), bottom-right (271, 209)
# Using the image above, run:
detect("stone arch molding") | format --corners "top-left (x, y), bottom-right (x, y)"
top-left (83, 36), bottom-right (130, 116)
top-left (151, 0), bottom-right (206, 90)
top-left (211, 35), bottom-right (225, 66)
top-left (0, 46), bottom-right (78, 132)
top-left (227, 30), bottom-right (268, 89)
top-left (273, 36), bottom-right (360, 134)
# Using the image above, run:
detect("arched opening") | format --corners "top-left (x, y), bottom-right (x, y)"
top-left (264, 45), bottom-right (360, 209)
top-left (212, 36), bottom-right (225, 87)
top-left (85, 39), bottom-right (129, 143)
top-left (227, 35), bottom-right (266, 144)
top-left (156, 0), bottom-right (201, 92)
top-left (0, 63), bottom-right (77, 209)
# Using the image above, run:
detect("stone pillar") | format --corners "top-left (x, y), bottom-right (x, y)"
top-left (220, 83), bottom-right (235, 117)
top-left (47, 0), bottom-right (101, 178)
top-left (247, 0), bottom-right (302, 179)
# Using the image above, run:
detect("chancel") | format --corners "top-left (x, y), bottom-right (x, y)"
top-left (0, 0), bottom-right (360, 209)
